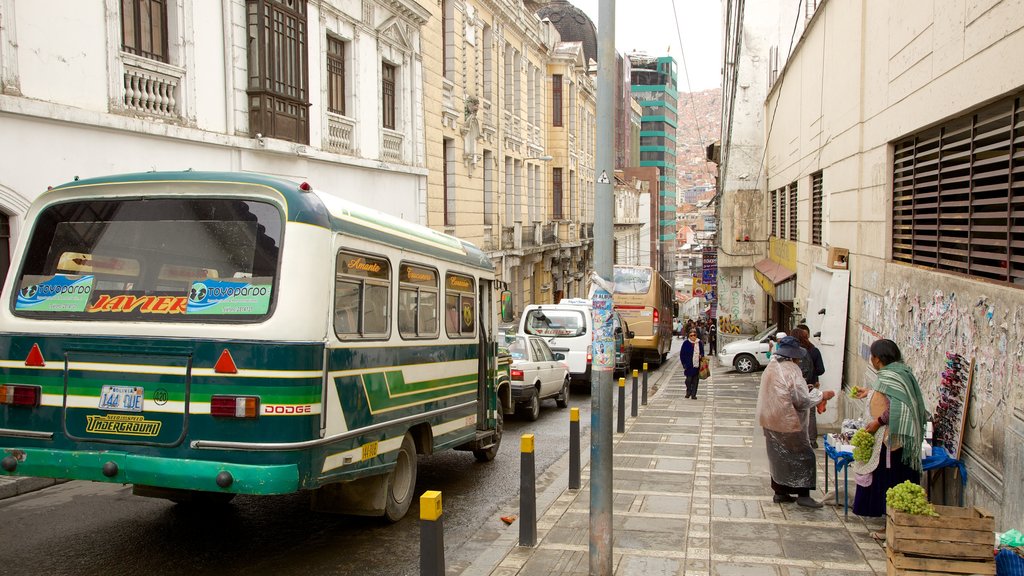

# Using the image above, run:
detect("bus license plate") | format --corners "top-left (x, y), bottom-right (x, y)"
top-left (98, 386), bottom-right (145, 413)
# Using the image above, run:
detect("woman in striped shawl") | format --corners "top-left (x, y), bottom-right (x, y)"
top-left (852, 339), bottom-right (929, 524)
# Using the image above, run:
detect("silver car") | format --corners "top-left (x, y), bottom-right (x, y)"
top-left (507, 335), bottom-right (571, 421)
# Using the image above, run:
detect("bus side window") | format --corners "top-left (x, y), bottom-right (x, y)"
top-left (335, 250), bottom-right (391, 339)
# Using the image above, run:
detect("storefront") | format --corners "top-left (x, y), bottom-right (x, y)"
top-left (753, 238), bottom-right (797, 332)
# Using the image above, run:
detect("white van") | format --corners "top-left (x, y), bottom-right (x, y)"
top-left (519, 299), bottom-right (631, 385)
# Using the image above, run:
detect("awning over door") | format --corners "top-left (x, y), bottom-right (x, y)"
top-left (754, 258), bottom-right (796, 301)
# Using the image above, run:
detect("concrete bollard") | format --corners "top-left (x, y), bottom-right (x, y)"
top-left (617, 377), bottom-right (626, 433)
top-left (631, 369), bottom-right (639, 417)
top-left (519, 434), bottom-right (537, 547)
top-left (420, 490), bottom-right (445, 576)
top-left (569, 407), bottom-right (580, 490)
top-left (642, 362), bottom-right (649, 405)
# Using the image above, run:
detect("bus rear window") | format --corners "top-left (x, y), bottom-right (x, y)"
top-left (12, 198), bottom-right (282, 321)
top-left (523, 309), bottom-right (586, 337)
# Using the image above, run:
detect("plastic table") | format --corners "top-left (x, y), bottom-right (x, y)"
top-left (822, 435), bottom-right (967, 517)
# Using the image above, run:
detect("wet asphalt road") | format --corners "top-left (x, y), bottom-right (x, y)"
top-left (0, 359), bottom-right (676, 576)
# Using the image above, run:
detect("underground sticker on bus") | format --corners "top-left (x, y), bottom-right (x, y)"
top-left (16, 274), bottom-right (95, 312)
top-left (185, 277), bottom-right (273, 315)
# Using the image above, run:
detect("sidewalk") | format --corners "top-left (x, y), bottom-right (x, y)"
top-left (468, 362), bottom-right (889, 576)
top-left (0, 474), bottom-right (63, 500)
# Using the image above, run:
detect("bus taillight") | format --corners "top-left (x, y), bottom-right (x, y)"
top-left (653, 308), bottom-right (659, 324)
top-left (210, 396), bottom-right (259, 418)
top-left (0, 384), bottom-right (40, 407)
top-left (510, 369), bottom-right (524, 381)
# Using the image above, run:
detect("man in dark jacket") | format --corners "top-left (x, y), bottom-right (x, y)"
top-left (679, 328), bottom-right (705, 399)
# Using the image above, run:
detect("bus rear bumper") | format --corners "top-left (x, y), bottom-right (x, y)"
top-left (0, 447), bottom-right (299, 495)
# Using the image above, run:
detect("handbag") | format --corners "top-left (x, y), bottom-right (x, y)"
top-left (698, 357), bottom-right (710, 380)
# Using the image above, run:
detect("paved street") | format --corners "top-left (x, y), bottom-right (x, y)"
top-left (457, 354), bottom-right (890, 576)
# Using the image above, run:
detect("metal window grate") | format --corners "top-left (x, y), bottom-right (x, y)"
top-left (892, 91), bottom-right (1023, 287)
top-left (326, 36), bottom-right (345, 115)
top-left (811, 171), bottom-right (823, 246)
top-left (789, 181), bottom-right (798, 241)
top-left (771, 189), bottom-right (778, 237)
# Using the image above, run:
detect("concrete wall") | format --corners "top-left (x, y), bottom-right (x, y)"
top-left (762, 0), bottom-right (1024, 528)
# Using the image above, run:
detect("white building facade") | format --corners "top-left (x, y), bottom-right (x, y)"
top-left (757, 0), bottom-right (1024, 528)
top-left (0, 0), bottom-right (430, 288)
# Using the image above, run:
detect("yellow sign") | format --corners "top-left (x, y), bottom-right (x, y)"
top-left (85, 414), bottom-right (162, 437)
top-left (768, 237), bottom-right (797, 270)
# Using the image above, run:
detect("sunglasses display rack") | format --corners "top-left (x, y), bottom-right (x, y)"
top-left (932, 352), bottom-right (974, 459)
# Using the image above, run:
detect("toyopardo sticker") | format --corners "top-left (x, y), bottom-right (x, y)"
top-left (16, 274), bottom-right (94, 312)
top-left (186, 278), bottom-right (273, 315)
top-left (590, 289), bottom-right (615, 370)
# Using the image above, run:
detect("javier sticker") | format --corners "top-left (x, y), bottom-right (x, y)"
top-left (16, 274), bottom-right (94, 312)
top-left (186, 277), bottom-right (273, 315)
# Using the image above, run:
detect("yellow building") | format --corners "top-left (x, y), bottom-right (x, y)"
top-left (422, 0), bottom-right (595, 316)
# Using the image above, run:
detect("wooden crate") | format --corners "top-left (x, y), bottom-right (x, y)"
top-left (886, 505), bottom-right (995, 575)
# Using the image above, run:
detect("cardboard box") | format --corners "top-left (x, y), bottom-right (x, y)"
top-left (827, 247), bottom-right (849, 269)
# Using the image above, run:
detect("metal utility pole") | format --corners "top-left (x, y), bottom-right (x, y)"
top-left (589, 0), bottom-right (615, 573)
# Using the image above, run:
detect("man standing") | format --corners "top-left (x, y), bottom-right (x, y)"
top-left (708, 322), bottom-right (718, 356)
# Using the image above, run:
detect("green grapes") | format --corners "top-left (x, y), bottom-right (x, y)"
top-left (886, 480), bottom-right (938, 516)
top-left (851, 428), bottom-right (875, 462)
top-left (848, 385), bottom-right (861, 398)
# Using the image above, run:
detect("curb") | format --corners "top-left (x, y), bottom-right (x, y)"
top-left (0, 476), bottom-right (66, 500)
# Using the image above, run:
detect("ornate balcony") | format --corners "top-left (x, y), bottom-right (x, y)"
top-left (382, 129), bottom-right (404, 163)
top-left (121, 53), bottom-right (182, 118)
top-left (326, 113), bottom-right (355, 155)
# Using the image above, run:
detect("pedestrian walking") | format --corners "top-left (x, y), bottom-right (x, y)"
top-left (792, 325), bottom-right (825, 448)
top-left (755, 336), bottom-right (835, 507)
top-left (851, 339), bottom-right (928, 539)
top-left (708, 322), bottom-right (718, 356)
top-left (679, 328), bottom-right (704, 399)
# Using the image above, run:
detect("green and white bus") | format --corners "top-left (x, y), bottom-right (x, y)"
top-left (0, 171), bottom-right (510, 521)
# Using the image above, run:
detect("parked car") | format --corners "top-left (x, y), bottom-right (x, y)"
top-left (717, 324), bottom-right (778, 373)
top-left (615, 317), bottom-right (634, 377)
top-left (507, 335), bottom-right (571, 420)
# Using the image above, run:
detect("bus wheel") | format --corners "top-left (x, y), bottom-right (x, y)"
top-left (473, 406), bottom-right (503, 462)
top-left (384, 433), bottom-right (418, 522)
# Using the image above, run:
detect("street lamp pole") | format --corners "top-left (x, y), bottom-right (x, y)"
top-left (590, 0), bottom-right (615, 574)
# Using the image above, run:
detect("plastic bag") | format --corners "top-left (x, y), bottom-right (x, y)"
top-left (1000, 529), bottom-right (1024, 547)
top-left (698, 357), bottom-right (710, 380)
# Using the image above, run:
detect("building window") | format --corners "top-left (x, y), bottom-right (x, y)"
top-left (121, 0), bottom-right (168, 62)
top-left (788, 181), bottom-right (798, 241)
top-left (445, 273), bottom-right (476, 338)
top-left (770, 188), bottom-right (778, 237)
top-left (443, 138), bottom-right (455, 226)
top-left (504, 44), bottom-right (514, 113)
top-left (482, 25), bottom-right (493, 100)
top-left (892, 92), bottom-right (1024, 286)
top-left (442, 0), bottom-right (454, 82)
top-left (0, 215), bottom-right (9, 290)
top-left (483, 150), bottom-right (495, 226)
top-left (552, 167), bottom-right (563, 220)
top-left (505, 156), bottom-right (515, 224)
top-left (247, 0), bottom-right (309, 144)
top-left (552, 74), bottom-right (563, 127)
top-left (334, 251), bottom-right (391, 338)
top-left (326, 35), bottom-right (346, 115)
top-left (811, 171), bottom-right (823, 246)
top-left (398, 263), bottom-right (439, 338)
top-left (382, 62), bottom-right (396, 130)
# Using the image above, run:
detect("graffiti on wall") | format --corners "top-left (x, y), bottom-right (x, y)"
top-left (875, 283), bottom-right (1024, 468)
top-left (719, 270), bottom-right (760, 333)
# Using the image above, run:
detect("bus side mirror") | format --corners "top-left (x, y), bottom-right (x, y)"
top-left (627, 330), bottom-right (635, 339)
top-left (499, 290), bottom-right (513, 322)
